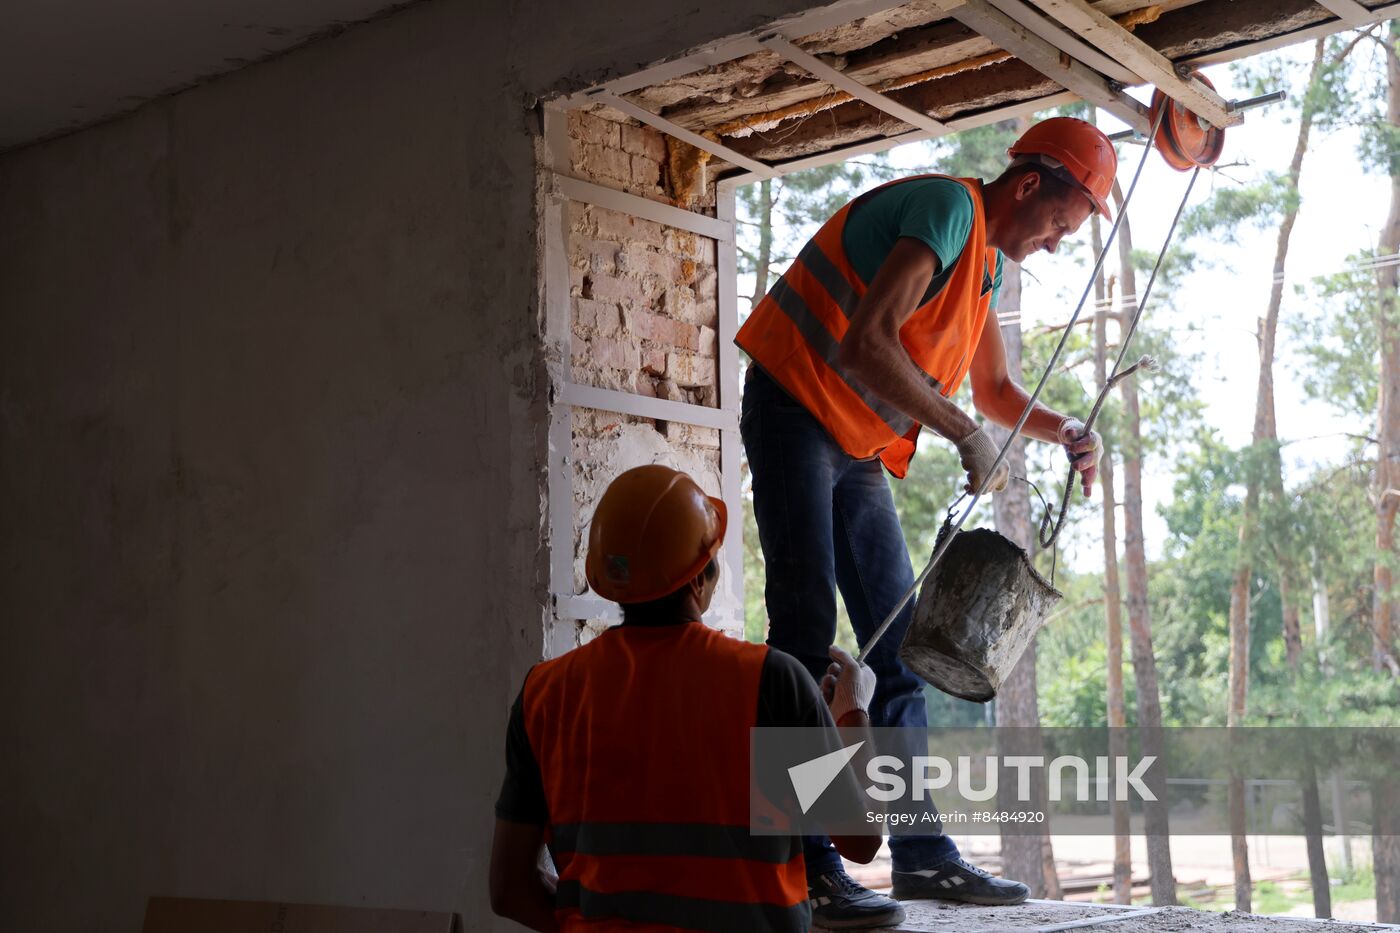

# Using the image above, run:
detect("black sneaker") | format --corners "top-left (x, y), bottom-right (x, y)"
top-left (890, 857), bottom-right (1029, 905)
top-left (808, 869), bottom-right (907, 929)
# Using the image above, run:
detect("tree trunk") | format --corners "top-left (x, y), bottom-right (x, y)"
top-left (1111, 184), bottom-right (1176, 906)
top-left (749, 178), bottom-right (774, 311)
top-left (1372, 21), bottom-right (1400, 925)
top-left (1228, 39), bottom-right (1333, 912)
top-left (991, 261), bottom-right (1060, 899)
top-left (1300, 758), bottom-right (1331, 919)
top-left (1376, 776), bottom-right (1400, 924)
top-left (1374, 21), bottom-right (1400, 678)
top-left (1093, 216), bottom-right (1133, 905)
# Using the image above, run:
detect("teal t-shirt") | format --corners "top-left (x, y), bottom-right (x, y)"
top-left (841, 177), bottom-right (1003, 309)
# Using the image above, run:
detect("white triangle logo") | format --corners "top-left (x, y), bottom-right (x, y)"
top-left (788, 742), bottom-right (864, 814)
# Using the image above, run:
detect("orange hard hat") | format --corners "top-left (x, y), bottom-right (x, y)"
top-left (585, 465), bottom-right (728, 604)
top-left (1007, 117), bottom-right (1118, 219)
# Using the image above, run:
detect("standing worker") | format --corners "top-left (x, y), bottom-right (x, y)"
top-left (490, 464), bottom-right (896, 932)
top-left (736, 117), bottom-right (1111, 925)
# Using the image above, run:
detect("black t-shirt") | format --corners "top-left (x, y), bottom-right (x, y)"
top-left (495, 633), bottom-right (832, 823)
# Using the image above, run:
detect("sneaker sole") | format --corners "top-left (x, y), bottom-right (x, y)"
top-left (890, 888), bottom-right (1029, 906)
top-left (811, 905), bottom-right (907, 929)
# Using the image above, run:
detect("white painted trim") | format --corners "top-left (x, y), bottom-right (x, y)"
top-left (758, 34), bottom-right (948, 134)
top-left (563, 382), bottom-right (738, 431)
top-left (982, 0), bottom-right (1141, 85)
top-left (542, 106), bottom-right (578, 655)
top-left (592, 92), bottom-right (778, 178)
top-left (554, 173), bottom-right (733, 242)
top-left (722, 90), bottom-right (1080, 185)
top-left (716, 184), bottom-right (746, 638)
top-left (557, 0), bottom-right (916, 105)
top-left (1022, 0), bottom-right (1240, 127)
top-left (1315, 0), bottom-right (1382, 26)
top-left (931, 0), bottom-right (1151, 133)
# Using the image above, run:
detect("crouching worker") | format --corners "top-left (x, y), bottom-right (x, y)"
top-left (490, 464), bottom-right (897, 932)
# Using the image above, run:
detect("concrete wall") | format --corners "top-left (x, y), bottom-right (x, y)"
top-left (0, 0), bottom-right (807, 929)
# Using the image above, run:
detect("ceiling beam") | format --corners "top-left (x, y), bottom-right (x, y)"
top-left (1313, 0), bottom-right (1385, 25)
top-left (757, 34), bottom-right (949, 134)
top-left (1022, 0), bottom-right (1242, 126)
top-left (982, 0), bottom-right (1142, 84)
top-left (930, 0), bottom-right (1151, 132)
top-left (719, 58), bottom-right (1068, 161)
top-left (590, 92), bottom-right (778, 177)
top-left (721, 90), bottom-right (1080, 184)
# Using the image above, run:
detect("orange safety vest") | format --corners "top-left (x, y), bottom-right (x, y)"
top-left (522, 623), bottom-right (809, 932)
top-left (735, 174), bottom-right (999, 479)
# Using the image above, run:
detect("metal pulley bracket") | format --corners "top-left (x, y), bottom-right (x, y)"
top-left (1109, 84), bottom-right (1287, 170)
top-left (1151, 70), bottom-right (1226, 170)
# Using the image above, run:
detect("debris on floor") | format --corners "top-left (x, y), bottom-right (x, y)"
top-left (815, 898), bottom-right (1400, 932)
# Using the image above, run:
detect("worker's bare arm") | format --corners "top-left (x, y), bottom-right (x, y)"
top-left (966, 310), bottom-right (1064, 443)
top-left (489, 819), bottom-right (561, 933)
top-left (837, 238), bottom-right (979, 444)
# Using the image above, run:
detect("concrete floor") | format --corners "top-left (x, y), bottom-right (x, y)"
top-left (817, 898), bottom-right (1400, 932)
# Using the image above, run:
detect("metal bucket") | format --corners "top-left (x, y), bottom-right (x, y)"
top-left (898, 528), bottom-right (1062, 703)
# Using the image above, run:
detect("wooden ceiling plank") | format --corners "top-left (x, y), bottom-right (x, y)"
top-left (1313, 0), bottom-right (1384, 26)
top-left (723, 89), bottom-right (1080, 183)
top-left (983, 0), bottom-right (1142, 84)
top-left (1022, 0), bottom-right (1243, 125)
top-left (723, 58), bottom-right (1070, 160)
top-left (932, 0), bottom-right (1151, 132)
top-left (657, 23), bottom-right (995, 131)
top-left (1180, 0), bottom-right (1398, 64)
top-left (758, 34), bottom-right (949, 133)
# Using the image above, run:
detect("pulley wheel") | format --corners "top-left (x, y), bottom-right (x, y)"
top-left (1150, 71), bottom-right (1226, 171)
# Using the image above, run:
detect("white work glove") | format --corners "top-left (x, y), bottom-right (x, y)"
top-left (955, 427), bottom-right (1010, 494)
top-left (821, 646), bottom-right (877, 724)
top-left (1058, 418), bottom-right (1103, 498)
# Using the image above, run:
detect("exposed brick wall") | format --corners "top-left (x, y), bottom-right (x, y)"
top-left (567, 110), bottom-right (719, 407)
top-left (557, 110), bottom-right (730, 647)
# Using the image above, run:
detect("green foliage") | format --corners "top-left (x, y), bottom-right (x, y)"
top-left (927, 119), bottom-right (1021, 180)
top-left (1039, 626), bottom-right (1139, 728)
top-left (736, 158), bottom-right (890, 299)
top-left (1249, 647), bottom-right (1400, 725)
top-left (1293, 253), bottom-right (1383, 416)
top-left (1181, 173), bottom-right (1298, 244)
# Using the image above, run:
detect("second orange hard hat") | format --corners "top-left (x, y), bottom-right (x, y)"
top-left (1008, 117), bottom-right (1118, 219)
top-left (585, 464), bottom-right (727, 604)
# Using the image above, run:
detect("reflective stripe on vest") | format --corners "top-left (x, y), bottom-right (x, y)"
top-left (522, 624), bottom-right (808, 933)
top-left (555, 880), bottom-right (809, 933)
top-left (736, 174), bottom-right (997, 479)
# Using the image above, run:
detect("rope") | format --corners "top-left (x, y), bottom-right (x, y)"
top-left (855, 104), bottom-right (1169, 664)
top-left (1037, 166), bottom-right (1201, 550)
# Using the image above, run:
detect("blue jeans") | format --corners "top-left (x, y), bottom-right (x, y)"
top-left (741, 365), bottom-right (959, 877)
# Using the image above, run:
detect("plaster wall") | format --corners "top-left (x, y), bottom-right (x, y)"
top-left (0, 0), bottom-right (809, 929)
